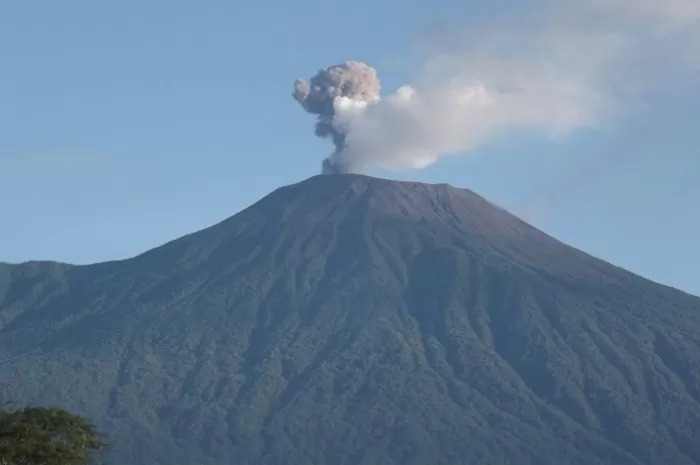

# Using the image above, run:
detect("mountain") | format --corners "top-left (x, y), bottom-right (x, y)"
top-left (1, 174), bottom-right (700, 465)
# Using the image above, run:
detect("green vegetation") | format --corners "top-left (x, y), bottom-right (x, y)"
top-left (0, 404), bottom-right (105, 465)
top-left (0, 175), bottom-right (699, 464)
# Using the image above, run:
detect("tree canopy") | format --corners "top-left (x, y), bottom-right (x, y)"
top-left (0, 404), bottom-right (105, 465)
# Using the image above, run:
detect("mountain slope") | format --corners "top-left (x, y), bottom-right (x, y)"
top-left (1, 174), bottom-right (700, 465)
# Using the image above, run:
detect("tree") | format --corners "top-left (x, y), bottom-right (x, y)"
top-left (0, 405), bottom-right (105, 465)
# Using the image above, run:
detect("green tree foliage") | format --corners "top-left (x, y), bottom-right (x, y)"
top-left (0, 405), bottom-right (105, 465)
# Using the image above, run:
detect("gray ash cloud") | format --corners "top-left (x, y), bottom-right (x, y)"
top-left (292, 61), bottom-right (380, 174)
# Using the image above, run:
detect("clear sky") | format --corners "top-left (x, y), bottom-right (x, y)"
top-left (1, 0), bottom-right (698, 297)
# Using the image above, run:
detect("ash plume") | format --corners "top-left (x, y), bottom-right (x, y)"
top-left (293, 61), bottom-right (380, 174)
top-left (293, 0), bottom-right (699, 175)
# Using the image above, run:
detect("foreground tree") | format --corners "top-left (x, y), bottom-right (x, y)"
top-left (0, 405), bottom-right (105, 465)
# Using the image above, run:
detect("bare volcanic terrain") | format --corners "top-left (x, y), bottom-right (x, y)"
top-left (1, 174), bottom-right (700, 465)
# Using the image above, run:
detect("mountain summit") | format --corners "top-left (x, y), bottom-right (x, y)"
top-left (1, 174), bottom-right (700, 465)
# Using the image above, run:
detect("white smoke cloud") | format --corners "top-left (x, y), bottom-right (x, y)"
top-left (322, 0), bottom-right (699, 173)
top-left (330, 82), bottom-right (495, 170)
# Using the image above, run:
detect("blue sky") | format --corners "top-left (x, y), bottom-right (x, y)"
top-left (1, 0), bottom-right (698, 296)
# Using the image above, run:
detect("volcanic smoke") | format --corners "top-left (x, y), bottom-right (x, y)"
top-left (293, 0), bottom-right (699, 175)
top-left (293, 61), bottom-right (381, 174)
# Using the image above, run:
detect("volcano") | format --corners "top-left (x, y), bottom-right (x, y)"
top-left (1, 174), bottom-right (700, 465)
